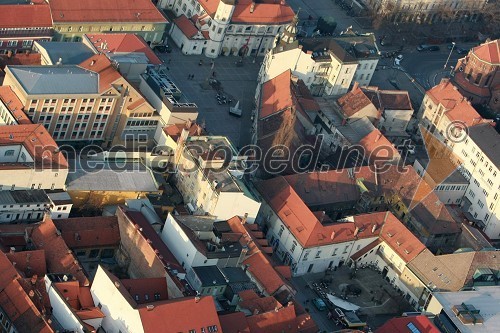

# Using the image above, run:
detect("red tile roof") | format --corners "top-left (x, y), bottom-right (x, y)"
top-left (0, 252), bottom-right (54, 333)
top-left (226, 216), bottom-right (290, 295)
top-left (0, 54), bottom-right (42, 69)
top-left (0, 86), bottom-right (31, 125)
top-left (199, 0), bottom-right (220, 17)
top-left (232, 0), bottom-right (295, 24)
top-left (121, 278), bottom-right (168, 304)
top-left (338, 85), bottom-right (373, 117)
top-left (245, 303), bottom-right (300, 333)
top-left (471, 39), bottom-right (500, 64)
top-left (163, 122), bottom-right (203, 142)
top-left (240, 294), bottom-right (281, 313)
top-left (138, 296), bottom-right (222, 333)
top-left (375, 315), bottom-right (440, 333)
top-left (358, 129), bottom-right (400, 164)
top-left (174, 14), bottom-right (204, 39)
top-left (79, 54), bottom-right (122, 93)
top-left (254, 177), bottom-right (386, 248)
top-left (0, 4), bottom-right (53, 28)
top-left (48, 0), bottom-right (167, 23)
top-left (53, 216), bottom-right (120, 249)
top-left (219, 311), bottom-right (251, 333)
top-left (6, 250), bottom-right (47, 278)
top-left (53, 281), bottom-right (95, 309)
top-left (283, 166), bottom-right (377, 207)
top-left (0, 124), bottom-right (68, 169)
top-left (427, 79), bottom-right (483, 127)
top-left (30, 217), bottom-right (89, 286)
top-left (260, 70), bottom-right (293, 118)
top-left (379, 213), bottom-right (426, 262)
top-left (85, 33), bottom-right (162, 65)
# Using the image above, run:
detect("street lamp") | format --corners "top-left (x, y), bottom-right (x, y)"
top-left (444, 42), bottom-right (455, 69)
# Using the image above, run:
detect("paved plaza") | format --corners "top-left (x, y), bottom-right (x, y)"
top-left (157, 42), bottom-right (262, 147)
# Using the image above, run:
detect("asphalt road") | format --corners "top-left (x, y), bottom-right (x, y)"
top-left (399, 47), bottom-right (462, 90)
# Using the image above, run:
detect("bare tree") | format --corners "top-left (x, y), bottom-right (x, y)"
top-left (481, 2), bottom-right (500, 37)
top-left (369, 1), bottom-right (397, 30)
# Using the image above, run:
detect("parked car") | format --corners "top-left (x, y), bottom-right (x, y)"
top-left (456, 46), bottom-right (470, 54)
top-left (153, 45), bottom-right (171, 53)
top-left (312, 298), bottom-right (327, 311)
top-left (394, 54), bottom-right (403, 65)
top-left (417, 44), bottom-right (440, 52)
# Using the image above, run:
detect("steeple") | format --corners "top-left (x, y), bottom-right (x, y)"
top-left (275, 11), bottom-right (299, 50)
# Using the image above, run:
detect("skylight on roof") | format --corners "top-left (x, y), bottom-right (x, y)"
top-left (407, 322), bottom-right (421, 333)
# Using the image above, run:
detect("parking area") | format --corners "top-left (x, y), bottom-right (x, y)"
top-left (292, 266), bottom-right (414, 331)
top-left (156, 40), bottom-right (262, 147)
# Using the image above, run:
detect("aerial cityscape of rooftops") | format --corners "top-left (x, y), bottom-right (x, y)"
top-left (0, 0), bottom-right (499, 332)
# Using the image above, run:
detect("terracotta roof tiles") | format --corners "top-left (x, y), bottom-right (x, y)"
top-left (6, 250), bottom-right (47, 278)
top-left (0, 4), bottom-right (52, 28)
top-left (79, 54), bottom-right (122, 93)
top-left (30, 217), bottom-right (89, 286)
top-left (48, 0), bottom-right (167, 23)
top-left (254, 177), bottom-right (385, 248)
top-left (0, 252), bottom-right (53, 333)
top-left (427, 79), bottom-right (483, 127)
top-left (121, 278), bottom-right (169, 304)
top-left (232, 0), bottom-right (295, 24)
top-left (471, 39), bottom-right (500, 64)
top-left (379, 214), bottom-right (426, 262)
top-left (53, 216), bottom-right (120, 249)
top-left (260, 69), bottom-right (293, 119)
top-left (85, 33), bottom-right (162, 65)
top-left (174, 15), bottom-right (203, 39)
top-left (358, 129), bottom-right (400, 164)
top-left (0, 124), bottom-right (68, 169)
top-left (138, 296), bottom-right (222, 333)
top-left (0, 86), bottom-right (31, 125)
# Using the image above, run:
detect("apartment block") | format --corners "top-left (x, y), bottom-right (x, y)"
top-left (259, 25), bottom-right (379, 97)
top-left (174, 135), bottom-right (261, 222)
top-left (3, 54), bottom-right (159, 147)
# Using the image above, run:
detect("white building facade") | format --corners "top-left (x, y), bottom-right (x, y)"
top-left (161, 0), bottom-right (295, 58)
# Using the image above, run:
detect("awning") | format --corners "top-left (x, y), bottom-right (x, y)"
top-left (326, 294), bottom-right (360, 311)
top-left (222, 47), bottom-right (228, 53)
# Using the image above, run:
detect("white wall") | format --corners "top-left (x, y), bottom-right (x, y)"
top-left (91, 266), bottom-right (144, 333)
top-left (0, 168), bottom-right (67, 191)
top-left (214, 192), bottom-right (261, 223)
top-left (44, 277), bottom-right (85, 333)
top-left (381, 109), bottom-right (412, 133)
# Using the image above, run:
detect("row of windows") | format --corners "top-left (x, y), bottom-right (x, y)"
top-left (0, 40), bottom-right (32, 47)
top-left (435, 184), bottom-right (467, 191)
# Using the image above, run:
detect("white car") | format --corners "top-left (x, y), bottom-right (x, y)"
top-left (394, 54), bottom-right (403, 66)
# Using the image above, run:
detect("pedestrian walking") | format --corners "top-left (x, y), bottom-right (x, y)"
top-left (199, 60), bottom-right (203, 66)
top-left (191, 74), bottom-right (195, 80)
top-left (187, 74), bottom-right (191, 80)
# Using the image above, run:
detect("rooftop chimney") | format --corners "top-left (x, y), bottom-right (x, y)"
top-left (90, 60), bottom-right (96, 66)
top-left (353, 227), bottom-right (360, 237)
top-left (195, 296), bottom-right (201, 303)
top-left (330, 231), bottom-right (335, 240)
top-left (250, 2), bottom-right (255, 13)
top-left (352, 81), bottom-right (359, 91)
top-left (241, 213), bottom-right (248, 224)
top-left (371, 224), bottom-right (377, 233)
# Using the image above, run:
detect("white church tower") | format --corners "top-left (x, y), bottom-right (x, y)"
top-left (205, 0), bottom-right (235, 58)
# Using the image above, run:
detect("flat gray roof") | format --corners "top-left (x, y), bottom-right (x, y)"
top-left (66, 161), bottom-right (159, 192)
top-left (0, 190), bottom-right (49, 205)
top-left (468, 123), bottom-right (500, 168)
top-left (36, 41), bottom-right (95, 65)
top-left (432, 286), bottom-right (500, 333)
top-left (7, 65), bottom-right (99, 95)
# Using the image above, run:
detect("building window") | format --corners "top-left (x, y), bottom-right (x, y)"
top-left (4, 150), bottom-right (14, 156)
top-left (278, 225), bottom-right (284, 237)
top-left (315, 250), bottom-right (322, 258)
top-left (291, 241), bottom-right (296, 253)
top-left (88, 249), bottom-right (100, 258)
